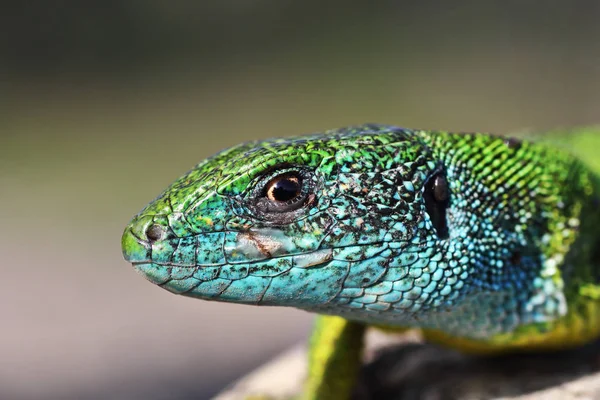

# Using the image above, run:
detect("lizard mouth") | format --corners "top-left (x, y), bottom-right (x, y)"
top-left (122, 217), bottom-right (340, 304)
top-left (130, 252), bottom-right (340, 306)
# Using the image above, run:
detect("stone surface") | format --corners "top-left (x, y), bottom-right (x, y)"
top-left (217, 331), bottom-right (600, 400)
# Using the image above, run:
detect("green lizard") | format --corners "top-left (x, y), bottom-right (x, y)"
top-left (122, 124), bottom-right (600, 400)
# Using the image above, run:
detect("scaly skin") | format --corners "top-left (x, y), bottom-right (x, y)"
top-left (122, 125), bottom-right (600, 399)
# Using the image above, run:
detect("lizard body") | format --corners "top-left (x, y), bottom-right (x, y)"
top-left (122, 125), bottom-right (600, 399)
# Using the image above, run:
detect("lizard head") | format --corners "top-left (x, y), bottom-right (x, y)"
top-left (122, 124), bottom-right (597, 338)
top-left (122, 124), bottom-right (445, 311)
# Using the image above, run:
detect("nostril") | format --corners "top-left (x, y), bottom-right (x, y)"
top-left (146, 224), bottom-right (165, 242)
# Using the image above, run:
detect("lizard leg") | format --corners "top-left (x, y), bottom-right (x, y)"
top-left (303, 315), bottom-right (366, 400)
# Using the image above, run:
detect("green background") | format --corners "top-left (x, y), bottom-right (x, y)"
top-left (2, 2), bottom-right (600, 399)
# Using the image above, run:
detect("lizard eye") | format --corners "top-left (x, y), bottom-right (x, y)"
top-left (264, 173), bottom-right (302, 203)
top-left (254, 170), bottom-right (312, 214)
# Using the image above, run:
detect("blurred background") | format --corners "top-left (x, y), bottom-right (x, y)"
top-left (2, 2), bottom-right (600, 399)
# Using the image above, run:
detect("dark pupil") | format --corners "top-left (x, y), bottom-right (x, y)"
top-left (269, 176), bottom-right (301, 202)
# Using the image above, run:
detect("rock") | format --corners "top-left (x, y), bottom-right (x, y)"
top-left (216, 331), bottom-right (600, 399)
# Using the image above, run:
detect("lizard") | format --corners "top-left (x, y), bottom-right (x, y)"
top-left (121, 124), bottom-right (600, 400)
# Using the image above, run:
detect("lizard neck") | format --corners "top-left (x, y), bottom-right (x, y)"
top-left (320, 130), bottom-right (600, 340)
top-left (410, 131), bottom-right (600, 340)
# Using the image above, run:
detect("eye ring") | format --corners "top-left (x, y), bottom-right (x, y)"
top-left (253, 169), bottom-right (313, 214)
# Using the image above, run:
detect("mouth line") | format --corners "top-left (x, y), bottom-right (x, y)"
top-left (130, 260), bottom-right (227, 268)
top-left (130, 261), bottom-right (151, 266)
top-left (128, 242), bottom-right (386, 269)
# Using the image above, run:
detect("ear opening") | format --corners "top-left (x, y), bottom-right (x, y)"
top-left (424, 171), bottom-right (450, 239)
